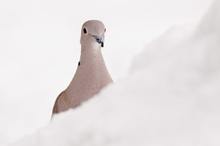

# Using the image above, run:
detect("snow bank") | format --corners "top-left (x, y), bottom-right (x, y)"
top-left (10, 0), bottom-right (220, 146)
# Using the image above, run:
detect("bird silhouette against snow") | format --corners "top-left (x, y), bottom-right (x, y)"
top-left (52, 20), bottom-right (113, 116)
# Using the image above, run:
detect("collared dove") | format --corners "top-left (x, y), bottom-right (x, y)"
top-left (52, 20), bottom-right (113, 116)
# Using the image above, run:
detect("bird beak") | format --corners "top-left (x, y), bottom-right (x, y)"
top-left (92, 35), bottom-right (104, 47)
top-left (101, 42), bottom-right (104, 47)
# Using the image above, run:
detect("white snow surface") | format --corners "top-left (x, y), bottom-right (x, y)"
top-left (7, 0), bottom-right (220, 145)
top-left (0, 1), bottom-right (212, 144)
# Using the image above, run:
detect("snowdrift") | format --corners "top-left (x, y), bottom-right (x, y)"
top-left (10, 0), bottom-right (220, 146)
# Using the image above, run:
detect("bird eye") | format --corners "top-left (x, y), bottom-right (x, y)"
top-left (104, 28), bottom-right (106, 32)
top-left (83, 28), bottom-right (87, 34)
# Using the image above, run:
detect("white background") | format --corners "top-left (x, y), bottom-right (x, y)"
top-left (0, 0), bottom-right (214, 145)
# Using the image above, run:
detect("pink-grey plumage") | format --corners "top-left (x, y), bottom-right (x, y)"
top-left (52, 20), bottom-right (113, 116)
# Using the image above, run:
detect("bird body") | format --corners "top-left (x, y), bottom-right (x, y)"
top-left (52, 20), bottom-right (113, 115)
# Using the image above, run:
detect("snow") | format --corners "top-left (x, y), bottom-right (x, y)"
top-left (0, 0), bottom-right (212, 144)
top-left (3, 0), bottom-right (220, 145)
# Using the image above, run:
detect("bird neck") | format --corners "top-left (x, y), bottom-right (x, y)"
top-left (77, 45), bottom-right (112, 84)
top-left (64, 45), bottom-right (112, 101)
top-left (80, 45), bottom-right (103, 65)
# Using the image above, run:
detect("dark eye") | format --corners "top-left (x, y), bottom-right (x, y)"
top-left (104, 28), bottom-right (106, 32)
top-left (83, 28), bottom-right (87, 34)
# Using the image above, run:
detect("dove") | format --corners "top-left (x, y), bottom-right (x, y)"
top-left (52, 20), bottom-right (113, 116)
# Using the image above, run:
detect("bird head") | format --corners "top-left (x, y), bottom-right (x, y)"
top-left (80, 20), bottom-right (106, 49)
